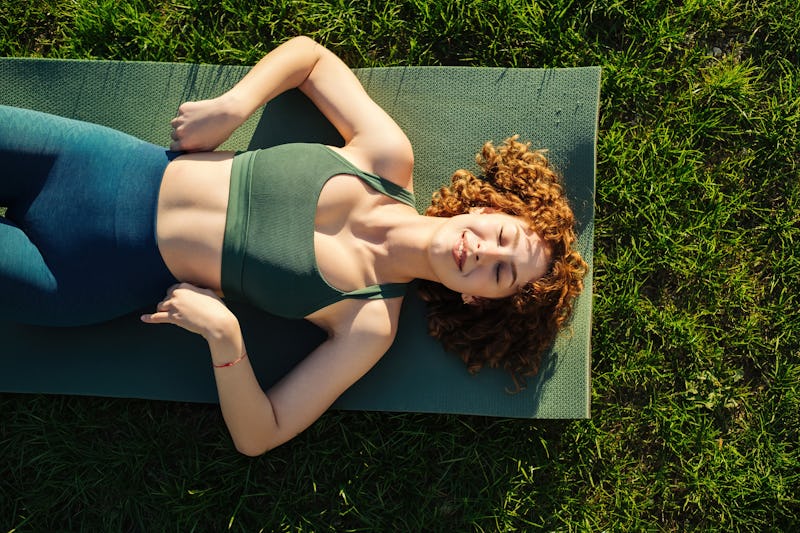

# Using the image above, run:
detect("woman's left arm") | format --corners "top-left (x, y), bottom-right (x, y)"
top-left (141, 283), bottom-right (396, 455)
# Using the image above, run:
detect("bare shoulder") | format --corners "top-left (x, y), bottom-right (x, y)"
top-left (318, 297), bottom-right (403, 354)
top-left (334, 138), bottom-right (415, 191)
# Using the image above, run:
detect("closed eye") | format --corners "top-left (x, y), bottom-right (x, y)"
top-left (495, 227), bottom-right (505, 284)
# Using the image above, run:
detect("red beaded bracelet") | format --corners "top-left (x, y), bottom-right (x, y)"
top-left (213, 351), bottom-right (248, 369)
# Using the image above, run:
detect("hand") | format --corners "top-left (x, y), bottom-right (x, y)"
top-left (141, 283), bottom-right (238, 341)
top-left (169, 94), bottom-right (245, 152)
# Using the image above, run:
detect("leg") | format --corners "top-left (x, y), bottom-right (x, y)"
top-left (0, 217), bottom-right (59, 324)
top-left (0, 105), bottom-right (177, 326)
top-left (0, 106), bottom-right (62, 324)
top-left (0, 105), bottom-right (73, 210)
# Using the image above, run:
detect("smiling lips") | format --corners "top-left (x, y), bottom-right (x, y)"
top-left (453, 231), bottom-right (467, 271)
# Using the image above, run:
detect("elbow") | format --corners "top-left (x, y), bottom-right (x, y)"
top-left (231, 426), bottom-right (276, 457)
top-left (287, 35), bottom-right (322, 57)
top-left (290, 35), bottom-right (319, 47)
top-left (232, 425), bottom-right (284, 456)
top-left (234, 439), bottom-right (272, 457)
top-left (229, 396), bottom-right (285, 456)
top-left (287, 36), bottom-right (325, 90)
top-left (237, 447), bottom-right (267, 458)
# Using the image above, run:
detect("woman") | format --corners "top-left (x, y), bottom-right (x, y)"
top-left (0, 37), bottom-right (585, 455)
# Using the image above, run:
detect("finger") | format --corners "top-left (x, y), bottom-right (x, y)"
top-left (140, 312), bottom-right (171, 324)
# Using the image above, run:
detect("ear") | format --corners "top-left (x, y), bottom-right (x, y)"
top-left (468, 206), bottom-right (499, 215)
top-left (461, 293), bottom-right (480, 305)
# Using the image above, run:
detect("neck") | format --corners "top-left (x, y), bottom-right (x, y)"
top-left (371, 210), bottom-right (446, 284)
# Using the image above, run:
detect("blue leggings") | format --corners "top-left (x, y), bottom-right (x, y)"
top-left (0, 105), bottom-right (178, 326)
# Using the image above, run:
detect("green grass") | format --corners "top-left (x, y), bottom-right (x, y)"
top-left (2, 0), bottom-right (799, 530)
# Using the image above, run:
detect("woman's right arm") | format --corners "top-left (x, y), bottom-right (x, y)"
top-left (170, 36), bottom-right (412, 187)
top-left (170, 36), bottom-right (325, 152)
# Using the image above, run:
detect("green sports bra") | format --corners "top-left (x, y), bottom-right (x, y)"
top-left (221, 143), bottom-right (416, 319)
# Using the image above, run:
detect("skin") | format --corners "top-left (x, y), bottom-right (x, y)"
top-left (140, 36), bottom-right (549, 455)
top-left (427, 209), bottom-right (551, 300)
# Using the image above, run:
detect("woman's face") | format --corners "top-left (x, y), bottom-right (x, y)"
top-left (428, 210), bottom-right (551, 299)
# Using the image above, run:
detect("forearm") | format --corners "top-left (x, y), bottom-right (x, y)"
top-left (141, 284), bottom-right (280, 455)
top-left (226, 35), bottom-right (322, 120)
top-left (208, 328), bottom-right (278, 456)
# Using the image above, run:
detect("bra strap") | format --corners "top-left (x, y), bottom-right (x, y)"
top-left (341, 283), bottom-right (408, 301)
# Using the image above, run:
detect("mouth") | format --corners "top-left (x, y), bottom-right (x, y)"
top-left (453, 231), bottom-right (467, 271)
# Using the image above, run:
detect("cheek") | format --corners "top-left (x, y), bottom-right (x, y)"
top-left (468, 274), bottom-right (504, 299)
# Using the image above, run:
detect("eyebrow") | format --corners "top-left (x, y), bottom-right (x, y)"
top-left (509, 225), bottom-right (521, 288)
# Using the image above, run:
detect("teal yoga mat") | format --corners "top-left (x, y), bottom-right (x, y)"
top-left (0, 58), bottom-right (598, 418)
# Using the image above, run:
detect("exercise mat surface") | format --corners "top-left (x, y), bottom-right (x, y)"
top-left (0, 58), bottom-right (598, 418)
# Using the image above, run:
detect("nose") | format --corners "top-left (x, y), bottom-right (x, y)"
top-left (475, 239), bottom-right (513, 263)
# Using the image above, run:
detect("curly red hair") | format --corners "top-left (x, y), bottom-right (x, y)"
top-left (418, 136), bottom-right (587, 388)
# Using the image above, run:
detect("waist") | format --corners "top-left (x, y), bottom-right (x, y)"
top-left (155, 151), bottom-right (235, 290)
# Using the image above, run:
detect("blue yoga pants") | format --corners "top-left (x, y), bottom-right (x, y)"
top-left (0, 105), bottom-right (178, 326)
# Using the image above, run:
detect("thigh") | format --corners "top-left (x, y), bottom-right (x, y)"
top-left (0, 106), bottom-right (178, 326)
top-left (0, 105), bottom-right (62, 207)
top-left (0, 217), bottom-right (58, 324)
top-left (0, 105), bottom-right (145, 215)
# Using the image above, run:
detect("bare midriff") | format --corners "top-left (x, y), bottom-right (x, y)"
top-left (156, 151), bottom-right (235, 292)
